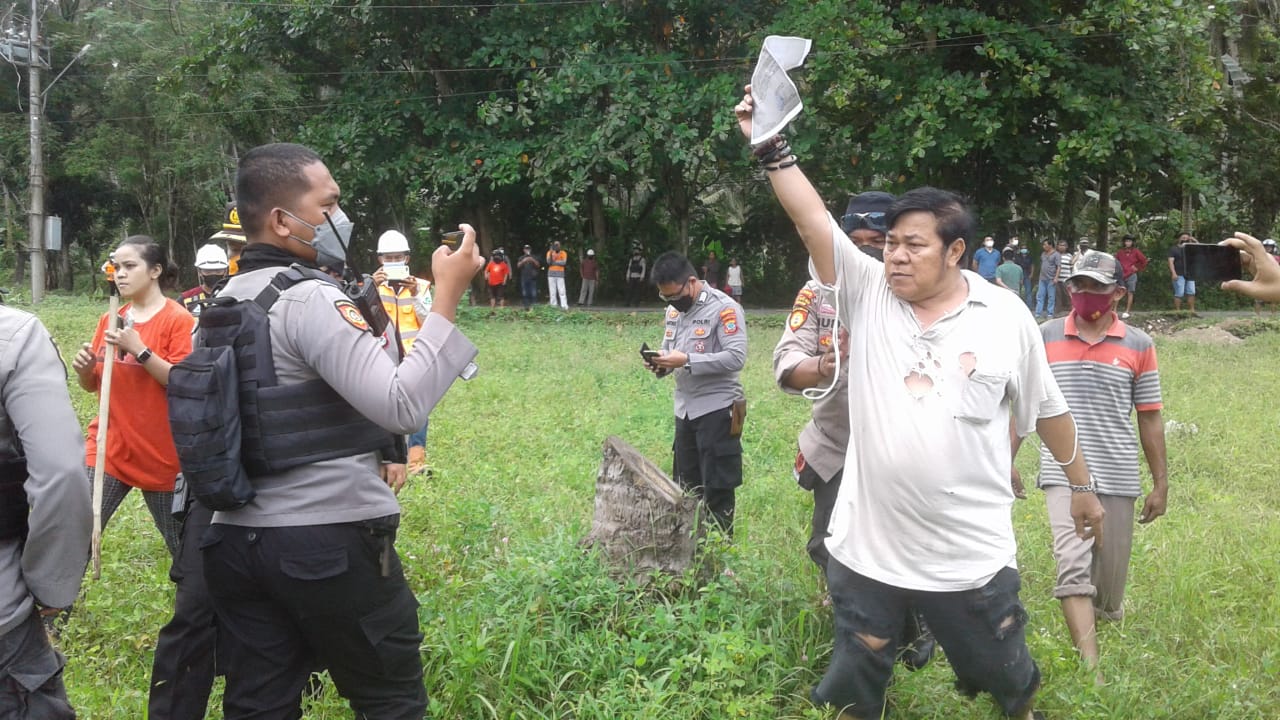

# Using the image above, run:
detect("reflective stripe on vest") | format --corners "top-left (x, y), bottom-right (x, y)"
top-left (378, 284), bottom-right (423, 354)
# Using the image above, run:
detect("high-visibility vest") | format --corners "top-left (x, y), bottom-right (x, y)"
top-left (378, 280), bottom-right (429, 355)
top-left (546, 250), bottom-right (567, 277)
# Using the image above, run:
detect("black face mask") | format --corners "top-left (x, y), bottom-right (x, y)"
top-left (669, 292), bottom-right (696, 313)
top-left (200, 273), bottom-right (226, 290)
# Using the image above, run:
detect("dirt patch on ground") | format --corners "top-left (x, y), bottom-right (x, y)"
top-left (1138, 315), bottom-right (1181, 336)
top-left (1168, 326), bottom-right (1244, 345)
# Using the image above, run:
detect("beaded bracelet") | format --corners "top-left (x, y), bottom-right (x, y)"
top-left (763, 156), bottom-right (797, 172)
top-left (752, 133), bottom-right (787, 160)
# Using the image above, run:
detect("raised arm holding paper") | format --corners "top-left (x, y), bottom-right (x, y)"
top-left (734, 39), bottom-right (1101, 720)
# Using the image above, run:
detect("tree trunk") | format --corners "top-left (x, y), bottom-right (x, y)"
top-left (1182, 186), bottom-right (1194, 233)
top-left (589, 174), bottom-right (608, 248)
top-left (4, 190), bottom-right (23, 286)
top-left (59, 239), bottom-right (73, 291)
top-left (1057, 186), bottom-right (1077, 245)
top-left (581, 436), bottom-right (704, 581)
top-left (1095, 172), bottom-right (1110, 252)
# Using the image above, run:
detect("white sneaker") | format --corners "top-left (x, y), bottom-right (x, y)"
top-left (1121, 312), bottom-right (1131, 319)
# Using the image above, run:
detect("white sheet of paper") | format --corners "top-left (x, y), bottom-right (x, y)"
top-left (749, 35), bottom-right (812, 146)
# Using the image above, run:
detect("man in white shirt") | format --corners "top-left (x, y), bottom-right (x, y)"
top-left (735, 88), bottom-right (1103, 720)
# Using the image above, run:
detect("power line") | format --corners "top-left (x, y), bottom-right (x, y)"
top-left (74, 16), bottom-right (1129, 82)
top-left (46, 20), bottom-right (1133, 126)
top-left (178, 0), bottom-right (599, 9)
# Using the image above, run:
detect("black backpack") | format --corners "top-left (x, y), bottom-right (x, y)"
top-left (167, 266), bottom-right (392, 511)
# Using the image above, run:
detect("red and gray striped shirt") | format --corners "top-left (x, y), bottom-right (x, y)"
top-left (1036, 313), bottom-right (1162, 497)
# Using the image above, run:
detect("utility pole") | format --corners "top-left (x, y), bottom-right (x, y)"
top-left (26, 0), bottom-right (45, 304)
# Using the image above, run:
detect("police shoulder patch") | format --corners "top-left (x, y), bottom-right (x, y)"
top-left (335, 300), bottom-right (370, 332)
top-left (667, 309), bottom-right (680, 319)
top-left (793, 288), bottom-right (816, 310)
top-left (720, 308), bottom-right (739, 335)
top-left (788, 308), bottom-right (808, 331)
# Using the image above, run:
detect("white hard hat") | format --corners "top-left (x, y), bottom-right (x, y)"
top-left (377, 229), bottom-right (410, 255)
top-left (587, 249), bottom-right (595, 256)
top-left (194, 244), bottom-right (229, 271)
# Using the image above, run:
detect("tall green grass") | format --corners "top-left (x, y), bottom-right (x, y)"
top-left (18, 295), bottom-right (1279, 719)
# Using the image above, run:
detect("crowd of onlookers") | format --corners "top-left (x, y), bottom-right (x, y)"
top-left (979, 231), bottom-right (1280, 319)
top-left (477, 244), bottom-right (745, 310)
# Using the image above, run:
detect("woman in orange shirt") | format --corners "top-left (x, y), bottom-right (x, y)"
top-left (72, 236), bottom-right (194, 557)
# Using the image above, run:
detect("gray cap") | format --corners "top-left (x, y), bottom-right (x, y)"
top-left (1069, 250), bottom-right (1122, 285)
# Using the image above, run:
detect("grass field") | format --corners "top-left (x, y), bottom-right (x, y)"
top-left (17, 294), bottom-right (1280, 719)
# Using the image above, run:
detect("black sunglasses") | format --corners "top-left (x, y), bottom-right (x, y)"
top-left (842, 211), bottom-right (887, 234)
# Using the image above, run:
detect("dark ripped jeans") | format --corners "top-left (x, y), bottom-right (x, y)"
top-left (814, 561), bottom-right (1039, 719)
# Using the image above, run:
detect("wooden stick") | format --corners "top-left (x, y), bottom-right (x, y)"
top-left (90, 293), bottom-right (119, 580)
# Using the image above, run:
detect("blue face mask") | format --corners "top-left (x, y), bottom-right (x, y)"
top-left (282, 208), bottom-right (353, 268)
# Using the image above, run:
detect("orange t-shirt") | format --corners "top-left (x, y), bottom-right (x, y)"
top-left (84, 299), bottom-right (194, 491)
top-left (485, 261), bottom-right (511, 286)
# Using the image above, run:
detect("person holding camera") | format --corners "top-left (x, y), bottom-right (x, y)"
top-left (198, 143), bottom-right (481, 719)
top-left (516, 244), bottom-right (541, 309)
top-left (373, 229), bottom-right (434, 474)
top-left (545, 241), bottom-right (569, 310)
top-left (1222, 231), bottom-right (1280, 302)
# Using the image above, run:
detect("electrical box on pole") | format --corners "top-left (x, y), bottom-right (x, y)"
top-left (44, 216), bottom-right (61, 252)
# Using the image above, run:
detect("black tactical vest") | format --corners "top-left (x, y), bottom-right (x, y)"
top-left (168, 266), bottom-right (393, 510)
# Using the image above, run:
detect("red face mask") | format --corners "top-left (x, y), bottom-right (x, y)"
top-left (1070, 291), bottom-right (1113, 321)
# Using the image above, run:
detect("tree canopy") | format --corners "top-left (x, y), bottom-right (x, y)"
top-left (2, 0), bottom-right (1275, 301)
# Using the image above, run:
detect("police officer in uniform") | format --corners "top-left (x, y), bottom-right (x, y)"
top-left (210, 202), bottom-right (247, 276)
top-left (0, 305), bottom-right (91, 718)
top-left (645, 251), bottom-right (747, 534)
top-left (197, 143), bottom-right (482, 719)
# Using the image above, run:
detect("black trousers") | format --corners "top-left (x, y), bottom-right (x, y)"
top-left (673, 406), bottom-right (743, 535)
top-left (201, 519), bottom-right (427, 720)
top-left (796, 464), bottom-right (842, 571)
top-left (626, 277), bottom-right (645, 306)
top-left (149, 501), bottom-right (218, 720)
top-left (0, 610), bottom-right (74, 719)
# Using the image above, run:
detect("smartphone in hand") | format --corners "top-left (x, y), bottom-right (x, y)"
top-left (1184, 243), bottom-right (1242, 283)
top-left (640, 342), bottom-right (660, 363)
top-left (441, 231), bottom-right (465, 249)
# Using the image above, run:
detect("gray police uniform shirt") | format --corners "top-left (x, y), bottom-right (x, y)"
top-left (0, 307), bottom-right (90, 635)
top-left (660, 285), bottom-right (746, 419)
top-left (212, 267), bottom-right (478, 528)
top-left (772, 281), bottom-right (848, 482)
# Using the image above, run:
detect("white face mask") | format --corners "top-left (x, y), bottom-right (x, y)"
top-left (984, 240), bottom-right (995, 248)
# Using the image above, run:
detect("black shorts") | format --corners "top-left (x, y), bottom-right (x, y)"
top-left (814, 561), bottom-right (1039, 718)
top-left (488, 284), bottom-right (505, 301)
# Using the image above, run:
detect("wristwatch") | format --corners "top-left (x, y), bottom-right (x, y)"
top-left (135, 347), bottom-right (154, 365)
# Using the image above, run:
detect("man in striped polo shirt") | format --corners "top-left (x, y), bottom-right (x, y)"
top-left (1022, 249), bottom-right (1168, 677)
